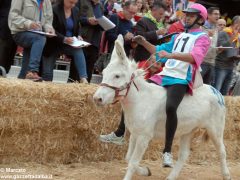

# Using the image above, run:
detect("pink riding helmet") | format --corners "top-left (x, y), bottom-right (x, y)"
top-left (183, 3), bottom-right (208, 22)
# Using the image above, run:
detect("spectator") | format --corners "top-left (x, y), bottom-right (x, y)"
top-left (204, 7), bottom-right (220, 29)
top-left (135, 0), bottom-right (144, 16)
top-left (76, 0), bottom-right (104, 82)
top-left (0, 0), bottom-right (17, 73)
top-left (147, 0), bottom-right (154, 8)
top-left (8, 0), bottom-right (54, 81)
top-left (163, 0), bottom-right (174, 24)
top-left (217, 19), bottom-right (226, 32)
top-left (134, 1), bottom-right (167, 62)
top-left (41, 0), bottom-right (88, 83)
top-left (201, 7), bottom-right (220, 85)
top-left (106, 0), bottom-right (138, 57)
top-left (101, 0), bottom-right (116, 17)
top-left (167, 17), bottom-right (185, 34)
top-left (221, 12), bottom-right (232, 27)
top-left (213, 15), bottom-right (240, 95)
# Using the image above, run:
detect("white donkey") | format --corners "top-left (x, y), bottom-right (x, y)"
top-left (93, 35), bottom-right (231, 180)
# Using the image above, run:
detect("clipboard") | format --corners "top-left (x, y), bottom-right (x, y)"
top-left (28, 30), bottom-right (56, 37)
top-left (66, 37), bottom-right (91, 48)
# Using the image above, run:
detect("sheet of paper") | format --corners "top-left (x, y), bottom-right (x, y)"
top-left (28, 30), bottom-right (56, 37)
top-left (113, 3), bottom-right (122, 12)
top-left (214, 47), bottom-right (234, 49)
top-left (97, 16), bottom-right (116, 31)
top-left (67, 37), bottom-right (91, 48)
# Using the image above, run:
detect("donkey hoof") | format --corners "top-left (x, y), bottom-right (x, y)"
top-left (166, 176), bottom-right (176, 180)
top-left (146, 167), bottom-right (152, 176)
top-left (223, 176), bottom-right (231, 180)
top-left (223, 173), bottom-right (231, 180)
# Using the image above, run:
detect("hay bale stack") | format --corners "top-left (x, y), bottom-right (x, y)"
top-left (0, 78), bottom-right (239, 164)
top-left (0, 78), bottom-right (122, 163)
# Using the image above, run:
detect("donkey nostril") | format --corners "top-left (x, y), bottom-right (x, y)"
top-left (94, 96), bottom-right (103, 104)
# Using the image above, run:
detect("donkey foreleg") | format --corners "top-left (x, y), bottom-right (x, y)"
top-left (167, 133), bottom-right (192, 180)
top-left (123, 135), bottom-right (151, 180)
top-left (125, 134), bottom-right (137, 163)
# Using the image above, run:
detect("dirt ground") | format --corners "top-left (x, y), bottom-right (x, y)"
top-left (0, 160), bottom-right (239, 180)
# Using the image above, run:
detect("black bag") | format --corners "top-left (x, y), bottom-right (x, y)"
top-left (94, 30), bottom-right (111, 73)
top-left (95, 53), bottom-right (111, 73)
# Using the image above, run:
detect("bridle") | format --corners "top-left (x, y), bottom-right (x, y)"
top-left (99, 53), bottom-right (159, 104)
top-left (100, 73), bottom-right (139, 104)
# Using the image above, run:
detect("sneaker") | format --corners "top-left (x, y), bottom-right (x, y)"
top-left (80, 78), bottom-right (88, 84)
top-left (25, 71), bottom-right (42, 82)
top-left (162, 152), bottom-right (173, 168)
top-left (99, 132), bottom-right (125, 145)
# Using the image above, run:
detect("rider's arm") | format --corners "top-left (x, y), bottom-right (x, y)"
top-left (160, 35), bottom-right (210, 66)
top-left (139, 39), bottom-right (156, 54)
top-left (168, 52), bottom-right (195, 63)
top-left (155, 35), bottom-right (176, 63)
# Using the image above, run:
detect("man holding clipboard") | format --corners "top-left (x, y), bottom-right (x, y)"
top-left (8, 0), bottom-right (55, 81)
top-left (213, 15), bottom-right (240, 95)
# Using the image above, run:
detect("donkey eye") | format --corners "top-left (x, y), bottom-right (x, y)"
top-left (115, 75), bottom-right (120, 79)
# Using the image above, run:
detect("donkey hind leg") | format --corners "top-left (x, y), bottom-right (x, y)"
top-left (207, 128), bottom-right (231, 180)
top-left (125, 134), bottom-right (137, 163)
top-left (167, 132), bottom-right (192, 180)
top-left (123, 135), bottom-right (152, 180)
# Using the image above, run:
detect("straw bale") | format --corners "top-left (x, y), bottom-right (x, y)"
top-left (0, 78), bottom-right (239, 164)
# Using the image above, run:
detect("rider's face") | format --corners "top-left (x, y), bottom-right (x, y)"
top-left (185, 13), bottom-right (200, 27)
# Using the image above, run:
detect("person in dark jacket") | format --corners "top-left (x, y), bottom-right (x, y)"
top-left (213, 16), bottom-right (240, 95)
top-left (75, 0), bottom-right (104, 82)
top-left (106, 0), bottom-right (138, 57)
top-left (42, 0), bottom-right (88, 83)
top-left (0, 0), bottom-right (17, 73)
top-left (134, 1), bottom-right (167, 62)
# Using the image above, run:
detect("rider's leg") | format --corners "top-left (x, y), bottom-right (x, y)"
top-left (99, 111), bottom-right (125, 145)
top-left (114, 111), bottom-right (125, 137)
top-left (162, 84), bottom-right (188, 167)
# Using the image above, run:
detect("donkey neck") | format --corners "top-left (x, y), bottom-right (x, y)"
top-left (120, 75), bottom-right (165, 108)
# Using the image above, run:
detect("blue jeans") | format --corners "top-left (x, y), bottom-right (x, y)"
top-left (213, 67), bottom-right (233, 95)
top-left (13, 32), bottom-right (46, 78)
top-left (201, 63), bottom-right (215, 85)
top-left (42, 45), bottom-right (87, 81)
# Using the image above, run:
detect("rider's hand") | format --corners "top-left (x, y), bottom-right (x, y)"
top-left (158, 50), bottom-right (171, 59)
top-left (132, 35), bottom-right (146, 45)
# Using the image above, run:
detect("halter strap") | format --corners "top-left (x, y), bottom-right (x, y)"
top-left (100, 73), bottom-right (139, 104)
top-left (99, 52), bottom-right (160, 104)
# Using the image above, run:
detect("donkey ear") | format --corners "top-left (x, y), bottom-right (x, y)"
top-left (115, 35), bottom-right (127, 62)
top-left (116, 34), bottom-right (124, 46)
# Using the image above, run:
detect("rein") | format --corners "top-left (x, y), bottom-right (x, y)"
top-left (100, 53), bottom-right (159, 104)
top-left (100, 73), bottom-right (139, 104)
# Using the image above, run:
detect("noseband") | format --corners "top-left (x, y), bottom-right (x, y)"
top-left (100, 73), bottom-right (139, 104)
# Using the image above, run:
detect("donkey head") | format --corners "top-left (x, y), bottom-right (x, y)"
top-left (93, 35), bottom-right (136, 105)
